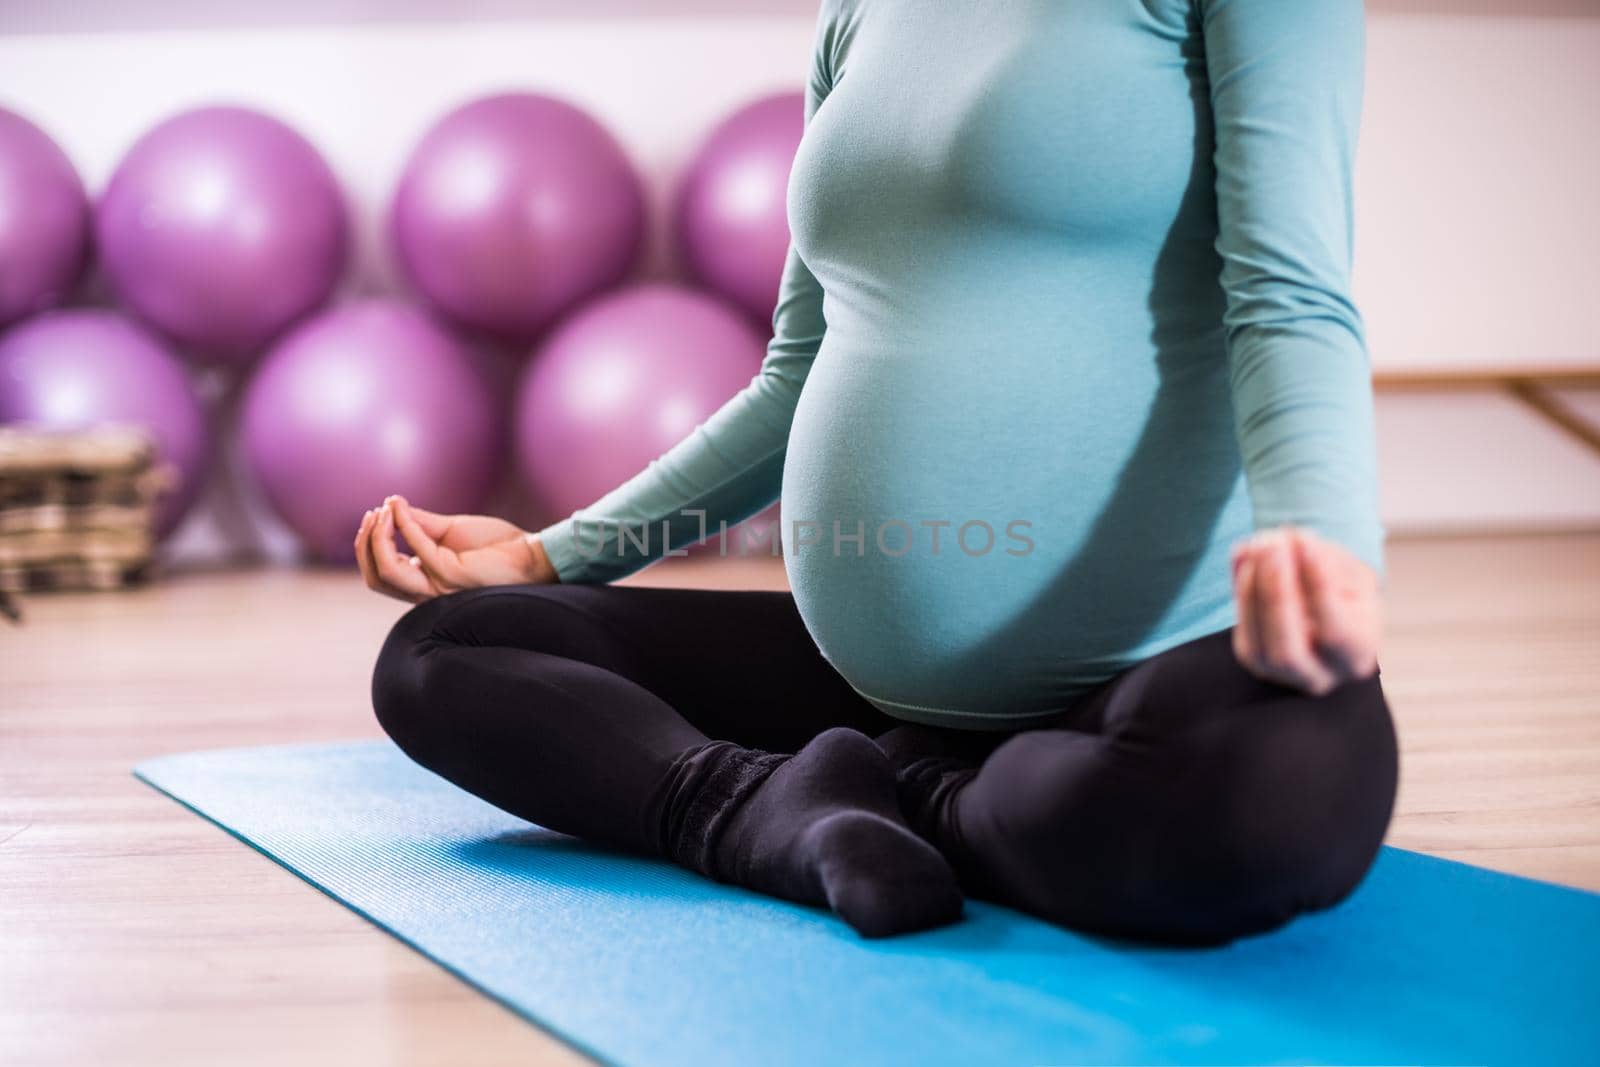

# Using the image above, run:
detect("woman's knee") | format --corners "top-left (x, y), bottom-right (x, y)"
top-left (370, 590), bottom-right (496, 753)
top-left (1169, 674), bottom-right (1400, 933)
top-left (369, 598), bottom-right (448, 753)
top-left (368, 585), bottom-right (592, 754)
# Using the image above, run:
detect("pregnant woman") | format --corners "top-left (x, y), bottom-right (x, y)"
top-left (360, 0), bottom-right (1398, 943)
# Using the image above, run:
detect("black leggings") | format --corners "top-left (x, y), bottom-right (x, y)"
top-left (371, 583), bottom-right (1398, 944)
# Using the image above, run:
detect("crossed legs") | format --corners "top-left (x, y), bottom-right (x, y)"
top-left (371, 583), bottom-right (1397, 942)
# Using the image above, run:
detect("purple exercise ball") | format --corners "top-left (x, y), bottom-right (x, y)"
top-left (97, 106), bottom-right (348, 361)
top-left (0, 109), bottom-right (90, 328)
top-left (242, 300), bottom-right (501, 563)
top-left (391, 93), bottom-right (645, 341)
top-left (676, 92), bottom-right (805, 323)
top-left (515, 284), bottom-right (765, 527)
top-left (0, 309), bottom-right (208, 537)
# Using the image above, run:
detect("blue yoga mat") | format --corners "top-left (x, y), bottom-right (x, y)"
top-left (136, 740), bottom-right (1600, 1067)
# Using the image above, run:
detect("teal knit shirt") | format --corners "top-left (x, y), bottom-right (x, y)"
top-left (538, 0), bottom-right (1384, 729)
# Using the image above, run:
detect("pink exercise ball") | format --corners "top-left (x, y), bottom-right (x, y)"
top-left (516, 284), bottom-right (765, 527)
top-left (0, 309), bottom-right (209, 537)
top-left (0, 109), bottom-right (90, 328)
top-left (97, 106), bottom-right (348, 362)
top-left (675, 92), bottom-right (805, 323)
top-left (242, 301), bottom-right (501, 563)
top-left (391, 93), bottom-right (646, 341)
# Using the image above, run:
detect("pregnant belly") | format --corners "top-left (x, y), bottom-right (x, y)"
top-left (778, 334), bottom-right (1250, 726)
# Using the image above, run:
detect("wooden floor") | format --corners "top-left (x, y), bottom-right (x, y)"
top-left (2, 534), bottom-right (1597, 1066)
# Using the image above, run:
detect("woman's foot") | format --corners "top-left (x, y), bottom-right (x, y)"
top-left (709, 727), bottom-right (965, 937)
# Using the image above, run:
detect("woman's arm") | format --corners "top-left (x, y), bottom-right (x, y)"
top-left (1201, 0), bottom-right (1386, 692)
top-left (531, 8), bottom-right (844, 584)
top-left (1202, 0), bottom-right (1385, 577)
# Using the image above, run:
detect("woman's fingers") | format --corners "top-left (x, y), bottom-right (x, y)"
top-left (1254, 531), bottom-right (1331, 697)
top-left (1231, 543), bottom-right (1260, 667)
top-left (372, 504), bottom-right (434, 601)
top-left (1248, 534), bottom-right (1295, 685)
top-left (1234, 526), bottom-right (1385, 695)
top-left (1294, 529), bottom-right (1380, 682)
top-left (355, 508), bottom-right (380, 590)
top-left (1245, 529), bottom-right (1336, 695)
top-left (357, 505), bottom-right (413, 601)
top-left (388, 496), bottom-right (453, 542)
top-left (1293, 530), bottom-right (1351, 675)
top-left (390, 497), bottom-right (464, 588)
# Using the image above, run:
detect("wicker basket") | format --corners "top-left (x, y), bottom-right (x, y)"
top-left (0, 424), bottom-right (173, 599)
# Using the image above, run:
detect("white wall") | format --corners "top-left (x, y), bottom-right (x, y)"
top-left (1356, 11), bottom-right (1600, 372)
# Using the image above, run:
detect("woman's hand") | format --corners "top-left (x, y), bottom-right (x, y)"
top-left (354, 495), bottom-right (558, 603)
top-left (1230, 525), bottom-right (1383, 697)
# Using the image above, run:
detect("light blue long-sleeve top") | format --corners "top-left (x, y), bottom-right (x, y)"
top-left (536, 0), bottom-right (1385, 730)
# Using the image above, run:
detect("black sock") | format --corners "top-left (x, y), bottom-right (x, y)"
top-left (875, 723), bottom-right (996, 898)
top-left (666, 727), bottom-right (965, 938)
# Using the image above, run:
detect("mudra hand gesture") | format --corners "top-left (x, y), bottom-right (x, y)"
top-left (354, 496), bottom-right (557, 604)
top-left (1230, 525), bottom-right (1383, 696)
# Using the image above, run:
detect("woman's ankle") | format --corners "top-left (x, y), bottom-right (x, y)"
top-left (655, 739), bottom-right (787, 879)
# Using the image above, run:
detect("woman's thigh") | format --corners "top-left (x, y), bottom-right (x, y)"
top-left (381, 582), bottom-right (901, 752)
